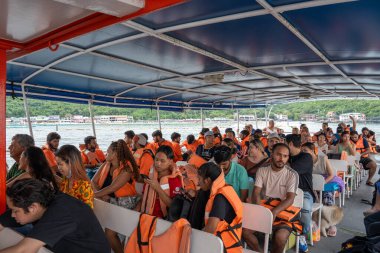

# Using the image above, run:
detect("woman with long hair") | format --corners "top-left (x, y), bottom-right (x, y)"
top-left (56, 145), bottom-right (94, 208)
top-left (92, 139), bottom-right (139, 253)
top-left (7, 146), bottom-right (59, 191)
top-left (336, 131), bottom-right (356, 156)
top-left (239, 139), bottom-right (269, 179)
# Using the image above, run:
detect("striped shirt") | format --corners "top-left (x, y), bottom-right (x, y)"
top-left (6, 163), bottom-right (24, 181)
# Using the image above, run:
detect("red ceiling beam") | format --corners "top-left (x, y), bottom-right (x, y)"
top-left (7, 0), bottom-right (186, 60)
top-left (0, 48), bottom-right (6, 214)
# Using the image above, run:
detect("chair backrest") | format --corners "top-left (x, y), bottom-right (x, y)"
top-left (242, 203), bottom-right (273, 234)
top-left (346, 155), bottom-right (357, 167)
top-left (0, 228), bottom-right (52, 252)
top-left (329, 159), bottom-right (348, 174)
top-left (93, 199), bottom-right (224, 253)
top-left (355, 152), bottom-right (361, 161)
top-left (242, 203), bottom-right (272, 253)
top-left (293, 188), bottom-right (304, 208)
top-left (135, 182), bottom-right (144, 195)
top-left (312, 174), bottom-right (325, 191)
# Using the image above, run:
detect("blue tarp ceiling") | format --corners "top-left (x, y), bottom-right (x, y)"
top-left (6, 0), bottom-right (380, 111)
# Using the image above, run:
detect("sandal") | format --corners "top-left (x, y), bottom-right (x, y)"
top-left (366, 181), bottom-right (375, 187)
top-left (327, 225), bottom-right (337, 237)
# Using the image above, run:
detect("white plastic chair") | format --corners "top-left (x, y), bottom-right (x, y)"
top-left (94, 199), bottom-right (224, 253)
top-left (282, 188), bottom-right (304, 253)
top-left (242, 203), bottom-right (273, 253)
top-left (346, 155), bottom-right (357, 192)
top-left (135, 182), bottom-right (144, 195)
top-left (329, 159), bottom-right (348, 206)
top-left (310, 174), bottom-right (324, 246)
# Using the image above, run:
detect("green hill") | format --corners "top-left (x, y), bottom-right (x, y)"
top-left (6, 97), bottom-right (380, 121)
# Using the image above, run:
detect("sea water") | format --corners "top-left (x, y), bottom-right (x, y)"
top-left (6, 121), bottom-right (380, 166)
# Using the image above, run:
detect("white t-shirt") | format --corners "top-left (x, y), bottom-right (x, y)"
top-left (255, 165), bottom-right (299, 200)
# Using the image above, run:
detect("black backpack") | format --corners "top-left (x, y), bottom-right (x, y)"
top-left (339, 236), bottom-right (380, 253)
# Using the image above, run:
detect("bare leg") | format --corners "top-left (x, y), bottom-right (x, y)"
top-left (242, 228), bottom-right (262, 252)
top-left (105, 228), bottom-right (123, 253)
top-left (366, 161), bottom-right (377, 183)
top-left (272, 228), bottom-right (291, 253)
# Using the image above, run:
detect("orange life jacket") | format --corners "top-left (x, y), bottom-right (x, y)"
top-left (81, 149), bottom-right (105, 166)
top-left (260, 199), bottom-right (301, 222)
top-left (260, 199), bottom-right (303, 233)
top-left (41, 145), bottom-right (57, 169)
top-left (171, 141), bottom-right (183, 162)
top-left (197, 135), bottom-right (205, 145)
top-left (260, 137), bottom-right (268, 149)
top-left (124, 213), bottom-right (191, 253)
top-left (141, 166), bottom-right (183, 217)
top-left (352, 136), bottom-right (368, 158)
top-left (178, 164), bottom-right (199, 191)
top-left (214, 136), bottom-right (222, 146)
top-left (205, 172), bottom-right (243, 253)
top-left (182, 140), bottom-right (199, 153)
top-left (187, 153), bottom-right (207, 169)
top-left (240, 136), bottom-right (250, 156)
top-left (368, 136), bottom-right (378, 154)
top-left (152, 140), bottom-right (174, 154)
top-left (97, 162), bottom-right (137, 198)
top-left (133, 148), bottom-right (155, 176)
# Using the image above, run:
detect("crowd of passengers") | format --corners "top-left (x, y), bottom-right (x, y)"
top-left (0, 117), bottom-right (379, 253)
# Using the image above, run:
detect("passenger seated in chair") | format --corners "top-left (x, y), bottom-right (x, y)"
top-left (139, 145), bottom-right (183, 219)
top-left (81, 136), bottom-right (106, 179)
top-left (364, 180), bottom-right (380, 236)
top-left (56, 145), bottom-right (94, 208)
top-left (198, 162), bottom-right (243, 253)
top-left (214, 146), bottom-right (249, 202)
top-left (0, 179), bottom-right (110, 253)
top-left (243, 143), bottom-right (299, 253)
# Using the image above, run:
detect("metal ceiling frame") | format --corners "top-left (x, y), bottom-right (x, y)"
top-left (6, 0), bottom-right (379, 110)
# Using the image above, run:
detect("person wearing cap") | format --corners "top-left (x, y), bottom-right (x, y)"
top-left (132, 134), bottom-right (154, 176)
top-left (171, 132), bottom-right (183, 162)
top-left (151, 130), bottom-right (174, 154)
top-left (196, 131), bottom-right (216, 161)
top-left (197, 128), bottom-right (210, 145)
top-left (265, 133), bottom-right (281, 157)
top-left (42, 132), bottom-right (61, 173)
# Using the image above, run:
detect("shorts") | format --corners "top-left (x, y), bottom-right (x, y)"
top-left (359, 157), bottom-right (373, 170)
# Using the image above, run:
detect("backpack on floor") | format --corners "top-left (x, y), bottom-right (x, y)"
top-left (339, 236), bottom-right (380, 253)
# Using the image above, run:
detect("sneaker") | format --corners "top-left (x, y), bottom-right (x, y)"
top-left (299, 235), bottom-right (309, 252)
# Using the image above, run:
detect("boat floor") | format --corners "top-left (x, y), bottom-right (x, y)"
top-left (300, 172), bottom-right (379, 253)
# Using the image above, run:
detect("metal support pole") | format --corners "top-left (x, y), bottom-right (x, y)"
top-left (157, 104), bottom-right (162, 131)
top-left (268, 105), bottom-right (273, 120)
top-left (265, 108), bottom-right (268, 127)
top-left (88, 100), bottom-right (96, 137)
top-left (21, 84), bottom-right (33, 138)
top-left (254, 110), bottom-right (258, 129)
top-left (237, 109), bottom-right (240, 133)
top-left (201, 108), bottom-right (204, 128)
top-left (0, 48), bottom-right (6, 213)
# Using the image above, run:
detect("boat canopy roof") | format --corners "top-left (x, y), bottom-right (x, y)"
top-left (4, 0), bottom-right (380, 111)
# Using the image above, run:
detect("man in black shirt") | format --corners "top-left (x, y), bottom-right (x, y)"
top-left (0, 179), bottom-right (110, 253)
top-left (286, 134), bottom-right (314, 236)
top-left (196, 131), bottom-right (216, 161)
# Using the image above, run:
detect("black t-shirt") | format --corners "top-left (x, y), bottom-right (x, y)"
top-left (289, 152), bottom-right (314, 199)
top-left (196, 145), bottom-right (215, 161)
top-left (209, 194), bottom-right (236, 224)
top-left (0, 192), bottom-right (110, 253)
